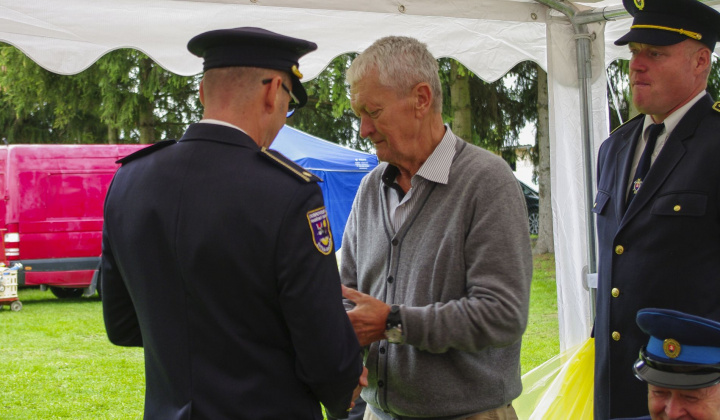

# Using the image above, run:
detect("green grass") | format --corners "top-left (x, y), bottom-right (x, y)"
top-left (0, 253), bottom-right (557, 418)
top-left (0, 289), bottom-right (144, 419)
top-left (522, 253), bottom-right (559, 374)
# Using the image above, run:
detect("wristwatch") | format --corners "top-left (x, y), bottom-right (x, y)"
top-left (384, 304), bottom-right (403, 344)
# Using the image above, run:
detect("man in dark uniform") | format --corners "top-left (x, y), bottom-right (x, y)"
top-left (624, 308), bottom-right (720, 419)
top-left (593, 1), bottom-right (720, 418)
top-left (101, 27), bottom-right (365, 420)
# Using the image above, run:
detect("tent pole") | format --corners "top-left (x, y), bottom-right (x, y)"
top-left (534, 0), bottom-right (603, 317)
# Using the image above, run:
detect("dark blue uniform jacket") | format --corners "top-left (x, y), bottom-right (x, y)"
top-left (593, 94), bottom-right (720, 419)
top-left (101, 123), bottom-right (362, 420)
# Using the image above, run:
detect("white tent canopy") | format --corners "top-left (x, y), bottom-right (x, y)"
top-left (3, 0), bottom-right (714, 351)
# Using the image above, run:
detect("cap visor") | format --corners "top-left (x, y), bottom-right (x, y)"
top-left (634, 360), bottom-right (720, 390)
top-left (615, 29), bottom-right (687, 46)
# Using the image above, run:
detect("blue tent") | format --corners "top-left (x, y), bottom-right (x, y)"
top-left (271, 125), bottom-right (378, 250)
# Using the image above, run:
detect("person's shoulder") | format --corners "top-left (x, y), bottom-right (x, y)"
top-left (609, 113), bottom-right (643, 137)
top-left (117, 140), bottom-right (177, 165)
top-left (258, 148), bottom-right (321, 184)
top-left (707, 100), bottom-right (720, 119)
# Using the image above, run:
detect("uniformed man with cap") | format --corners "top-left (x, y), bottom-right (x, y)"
top-left (619, 308), bottom-right (720, 419)
top-left (593, 0), bottom-right (720, 418)
top-left (101, 27), bottom-right (366, 419)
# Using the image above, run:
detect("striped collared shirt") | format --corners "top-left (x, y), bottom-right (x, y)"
top-left (383, 125), bottom-right (457, 233)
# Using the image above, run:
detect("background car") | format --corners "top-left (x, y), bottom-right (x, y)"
top-left (519, 180), bottom-right (539, 235)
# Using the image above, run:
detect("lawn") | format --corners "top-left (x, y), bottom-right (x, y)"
top-left (0, 253), bottom-right (558, 419)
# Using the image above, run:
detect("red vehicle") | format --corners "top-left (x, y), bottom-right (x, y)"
top-left (1, 144), bottom-right (146, 298)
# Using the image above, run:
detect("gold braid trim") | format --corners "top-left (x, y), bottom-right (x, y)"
top-left (631, 24), bottom-right (702, 40)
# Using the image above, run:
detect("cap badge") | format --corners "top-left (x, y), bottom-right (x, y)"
top-left (307, 207), bottom-right (333, 255)
top-left (292, 65), bottom-right (303, 79)
top-left (634, 0), bottom-right (644, 10)
top-left (663, 338), bottom-right (681, 359)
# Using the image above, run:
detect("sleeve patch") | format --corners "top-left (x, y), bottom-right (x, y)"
top-left (307, 207), bottom-right (333, 255)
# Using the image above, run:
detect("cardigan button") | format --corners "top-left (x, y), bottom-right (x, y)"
top-left (387, 276), bottom-right (394, 284)
top-left (392, 239), bottom-right (399, 246)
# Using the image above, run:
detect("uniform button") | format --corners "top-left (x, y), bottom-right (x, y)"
top-left (615, 245), bottom-right (624, 255)
top-left (611, 288), bottom-right (620, 298)
top-left (379, 347), bottom-right (386, 354)
top-left (612, 331), bottom-right (621, 341)
top-left (674, 205), bottom-right (681, 212)
top-left (387, 276), bottom-right (394, 284)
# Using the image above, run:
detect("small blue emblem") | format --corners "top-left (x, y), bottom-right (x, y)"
top-left (307, 207), bottom-right (333, 255)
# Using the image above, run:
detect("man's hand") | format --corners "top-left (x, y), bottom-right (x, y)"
top-left (349, 366), bottom-right (369, 409)
top-left (342, 285), bottom-right (391, 346)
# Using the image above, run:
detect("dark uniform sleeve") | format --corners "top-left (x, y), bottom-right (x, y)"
top-left (274, 184), bottom-right (362, 419)
top-left (101, 177), bottom-right (143, 348)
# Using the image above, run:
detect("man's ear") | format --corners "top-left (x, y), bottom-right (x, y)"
top-left (413, 82), bottom-right (433, 117)
top-left (262, 77), bottom-right (281, 114)
top-left (695, 47), bottom-right (711, 74)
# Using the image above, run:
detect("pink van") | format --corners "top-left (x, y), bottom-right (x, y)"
top-left (1, 144), bottom-right (146, 298)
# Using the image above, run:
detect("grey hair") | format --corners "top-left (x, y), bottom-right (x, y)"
top-left (347, 36), bottom-right (443, 112)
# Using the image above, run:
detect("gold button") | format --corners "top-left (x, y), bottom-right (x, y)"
top-left (673, 205), bottom-right (681, 212)
top-left (615, 245), bottom-right (624, 255)
top-left (612, 331), bottom-right (621, 341)
top-left (611, 288), bottom-right (620, 298)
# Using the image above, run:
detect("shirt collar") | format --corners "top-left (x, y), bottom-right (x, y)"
top-left (199, 119), bottom-right (249, 136)
top-left (643, 91), bottom-right (706, 137)
top-left (414, 125), bottom-right (456, 185)
top-left (381, 125), bottom-right (456, 187)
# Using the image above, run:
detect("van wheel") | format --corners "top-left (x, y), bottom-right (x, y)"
top-left (49, 287), bottom-right (84, 299)
top-left (528, 210), bottom-right (539, 236)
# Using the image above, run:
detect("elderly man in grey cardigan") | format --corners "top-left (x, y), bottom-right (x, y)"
top-left (340, 35), bottom-right (533, 420)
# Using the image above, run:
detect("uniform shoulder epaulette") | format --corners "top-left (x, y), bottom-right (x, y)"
top-left (116, 140), bottom-right (177, 165)
top-left (259, 148), bottom-right (321, 183)
top-left (610, 113), bottom-right (644, 135)
top-left (712, 101), bottom-right (720, 113)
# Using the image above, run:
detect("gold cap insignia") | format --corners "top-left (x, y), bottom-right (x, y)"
top-left (663, 338), bottom-right (681, 358)
top-left (291, 65), bottom-right (303, 79)
top-left (634, 0), bottom-right (645, 10)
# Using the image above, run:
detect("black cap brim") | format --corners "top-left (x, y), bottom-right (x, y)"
top-left (615, 28), bottom-right (688, 46)
top-left (634, 357), bottom-right (720, 390)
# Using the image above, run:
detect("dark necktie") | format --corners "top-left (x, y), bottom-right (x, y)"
top-left (626, 122), bottom-right (664, 210)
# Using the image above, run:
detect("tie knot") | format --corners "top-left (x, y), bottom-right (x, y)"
top-left (647, 123), bottom-right (665, 142)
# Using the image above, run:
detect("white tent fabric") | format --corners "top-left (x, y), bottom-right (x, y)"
top-left (3, 0), bottom-right (702, 351)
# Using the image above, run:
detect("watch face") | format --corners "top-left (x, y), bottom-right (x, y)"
top-left (385, 327), bottom-right (403, 344)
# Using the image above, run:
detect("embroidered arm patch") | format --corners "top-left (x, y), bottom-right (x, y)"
top-left (307, 207), bottom-right (333, 255)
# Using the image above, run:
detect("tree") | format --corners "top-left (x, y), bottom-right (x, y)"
top-left (439, 59), bottom-right (537, 154)
top-left (533, 66), bottom-right (554, 254)
top-left (287, 53), bottom-right (374, 152)
top-left (0, 44), bottom-right (201, 144)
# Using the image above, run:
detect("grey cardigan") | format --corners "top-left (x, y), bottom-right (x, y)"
top-left (340, 135), bottom-right (533, 419)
